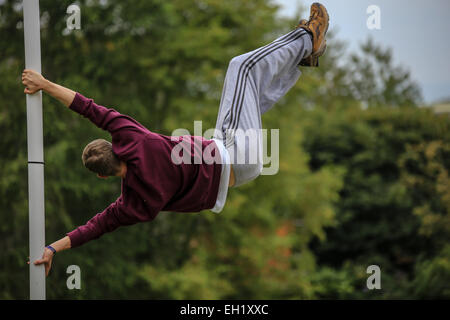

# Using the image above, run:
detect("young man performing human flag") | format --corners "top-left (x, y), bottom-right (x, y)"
top-left (24, 4), bottom-right (329, 276)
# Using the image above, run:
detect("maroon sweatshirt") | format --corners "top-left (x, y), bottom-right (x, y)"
top-left (66, 93), bottom-right (221, 248)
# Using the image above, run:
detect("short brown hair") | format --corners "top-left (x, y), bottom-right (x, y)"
top-left (82, 139), bottom-right (121, 176)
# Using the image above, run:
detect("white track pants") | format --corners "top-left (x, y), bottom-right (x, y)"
top-left (214, 28), bottom-right (313, 187)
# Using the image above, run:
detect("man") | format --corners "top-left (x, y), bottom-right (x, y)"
top-left (25, 3), bottom-right (329, 276)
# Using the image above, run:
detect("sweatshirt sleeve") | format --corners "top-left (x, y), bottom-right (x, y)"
top-left (66, 197), bottom-right (140, 248)
top-left (69, 92), bottom-right (149, 161)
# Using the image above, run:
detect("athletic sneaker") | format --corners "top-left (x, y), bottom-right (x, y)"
top-left (296, 3), bottom-right (329, 67)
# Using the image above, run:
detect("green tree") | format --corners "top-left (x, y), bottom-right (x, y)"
top-left (303, 106), bottom-right (450, 299)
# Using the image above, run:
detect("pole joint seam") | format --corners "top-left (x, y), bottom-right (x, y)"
top-left (28, 161), bottom-right (45, 165)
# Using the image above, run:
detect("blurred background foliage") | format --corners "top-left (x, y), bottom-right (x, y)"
top-left (0, 0), bottom-right (448, 299)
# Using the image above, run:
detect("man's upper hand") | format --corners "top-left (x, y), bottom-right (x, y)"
top-left (22, 69), bottom-right (48, 94)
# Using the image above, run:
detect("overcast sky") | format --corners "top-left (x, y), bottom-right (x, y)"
top-left (274, 0), bottom-right (450, 104)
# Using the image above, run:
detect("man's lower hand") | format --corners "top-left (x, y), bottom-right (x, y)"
top-left (30, 247), bottom-right (54, 277)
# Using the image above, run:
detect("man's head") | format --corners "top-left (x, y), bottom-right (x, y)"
top-left (82, 139), bottom-right (122, 178)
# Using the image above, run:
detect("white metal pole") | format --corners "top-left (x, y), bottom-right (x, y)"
top-left (23, 0), bottom-right (46, 300)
